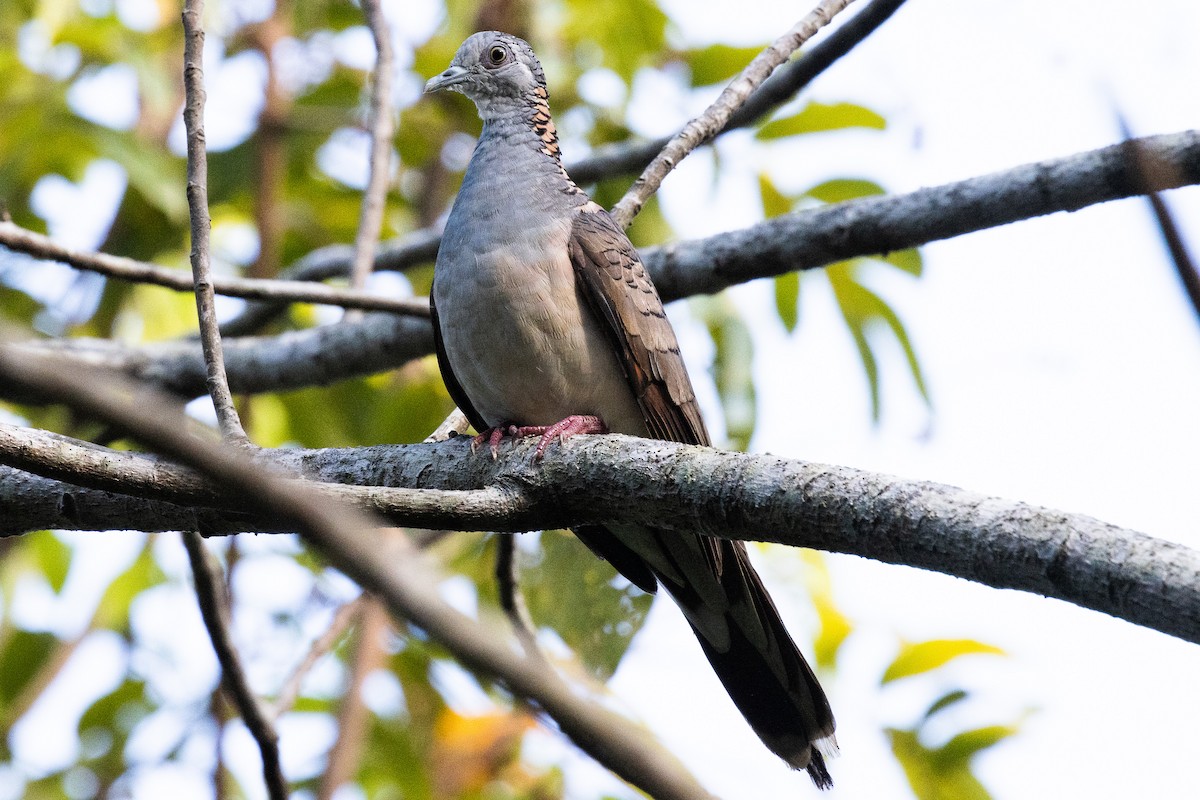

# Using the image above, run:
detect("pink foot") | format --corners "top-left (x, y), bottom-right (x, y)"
top-left (510, 415), bottom-right (607, 461)
top-left (471, 415), bottom-right (608, 461)
top-left (471, 425), bottom-right (516, 459)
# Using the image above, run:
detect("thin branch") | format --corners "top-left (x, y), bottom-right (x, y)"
top-left (428, 408), bottom-right (472, 441)
top-left (4, 415), bottom-right (1199, 649)
top-left (495, 533), bottom-right (542, 658)
top-left (219, 233), bottom-right (441, 336)
top-left (318, 596), bottom-right (390, 800)
top-left (0, 344), bottom-right (717, 800)
top-left (610, 0), bottom-right (858, 228)
top-left (569, 0), bottom-right (909, 184)
top-left (0, 223), bottom-right (430, 316)
top-left (1117, 118), bottom-right (1200, 326)
top-left (182, 0), bottom-right (246, 442)
top-left (246, 8), bottom-right (290, 279)
top-left (268, 595), bottom-right (365, 721)
top-left (182, 529), bottom-right (288, 800)
top-left (347, 0), bottom-right (395, 298)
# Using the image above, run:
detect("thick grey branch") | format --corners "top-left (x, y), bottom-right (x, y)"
top-left (4, 313), bottom-right (433, 401)
top-left (646, 128), bottom-right (1200, 300)
top-left (6, 130), bottom-right (1198, 400)
top-left (3, 424), bottom-right (1196, 648)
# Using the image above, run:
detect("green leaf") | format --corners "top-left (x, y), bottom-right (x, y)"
top-left (265, 360), bottom-right (454, 448)
top-left (863, 278), bottom-right (932, 409)
top-left (0, 629), bottom-right (58, 709)
top-left (757, 172), bottom-right (792, 218)
top-left (93, 539), bottom-right (161, 632)
top-left (78, 677), bottom-right (150, 780)
top-left (0, 284), bottom-right (44, 326)
top-left (826, 260), bottom-right (933, 421)
top-left (517, 532), bottom-right (653, 680)
top-left (938, 724), bottom-right (1020, 764)
top-left (28, 530), bottom-right (72, 593)
top-left (882, 247), bottom-right (924, 277)
top-left (924, 689), bottom-right (970, 720)
top-left (886, 727), bottom-right (995, 800)
top-left (773, 272), bottom-right (800, 333)
top-left (882, 639), bottom-right (1006, 684)
top-left (563, 0), bottom-right (668, 81)
top-left (804, 177), bottom-right (886, 204)
top-left (756, 101), bottom-right (886, 140)
top-left (86, 129), bottom-right (187, 221)
top-left (828, 262), bottom-right (880, 418)
top-left (691, 294), bottom-right (756, 450)
top-left (684, 43), bottom-right (764, 87)
top-left (800, 551), bottom-right (853, 671)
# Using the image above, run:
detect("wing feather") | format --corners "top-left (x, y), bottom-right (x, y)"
top-left (567, 202), bottom-right (709, 447)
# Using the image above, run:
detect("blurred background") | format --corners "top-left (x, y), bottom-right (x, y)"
top-left (1, 0), bottom-right (1198, 798)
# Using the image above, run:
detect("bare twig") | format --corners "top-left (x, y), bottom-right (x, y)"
top-left (182, 529), bottom-right (288, 800)
top-left (427, 408), bottom-right (472, 441)
top-left (571, 0), bottom-right (908, 185)
top-left (0, 348), bottom-right (717, 800)
top-left (219, 233), bottom-right (441, 336)
top-left (318, 596), bottom-right (390, 800)
top-left (347, 0), bottom-right (395, 300)
top-left (0, 223), bottom-right (429, 315)
top-left (1117, 117), bottom-right (1200, 325)
top-left (269, 595), bottom-right (366, 721)
top-left (246, 9), bottom-right (291, 279)
top-left (182, 0), bottom-right (246, 442)
top-left (495, 533), bottom-right (542, 658)
top-left (610, 0), bottom-right (858, 227)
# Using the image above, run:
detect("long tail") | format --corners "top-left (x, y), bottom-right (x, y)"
top-left (580, 524), bottom-right (837, 787)
top-left (648, 532), bottom-right (837, 788)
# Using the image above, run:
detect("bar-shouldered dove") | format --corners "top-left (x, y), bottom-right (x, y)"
top-left (426, 31), bottom-right (836, 788)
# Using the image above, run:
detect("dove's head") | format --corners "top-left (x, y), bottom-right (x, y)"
top-left (425, 31), bottom-right (548, 119)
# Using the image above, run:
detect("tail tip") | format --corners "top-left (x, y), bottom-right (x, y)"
top-left (785, 734), bottom-right (839, 790)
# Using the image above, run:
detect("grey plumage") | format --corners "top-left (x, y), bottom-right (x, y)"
top-left (426, 31), bottom-right (837, 788)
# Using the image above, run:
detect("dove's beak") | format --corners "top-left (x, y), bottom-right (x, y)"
top-left (425, 65), bottom-right (469, 94)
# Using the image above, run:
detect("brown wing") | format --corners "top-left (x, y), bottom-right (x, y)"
top-left (570, 207), bottom-right (836, 778)
top-left (430, 284), bottom-right (489, 433)
top-left (567, 202), bottom-right (710, 447)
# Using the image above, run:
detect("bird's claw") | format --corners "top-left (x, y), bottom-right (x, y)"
top-left (470, 425), bottom-right (513, 459)
top-left (528, 415), bottom-right (607, 461)
top-left (469, 416), bottom-right (607, 461)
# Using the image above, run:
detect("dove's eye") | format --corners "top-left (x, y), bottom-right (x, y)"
top-left (487, 45), bottom-right (507, 65)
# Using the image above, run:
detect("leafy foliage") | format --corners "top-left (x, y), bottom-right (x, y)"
top-left (882, 639), bottom-right (1024, 799)
top-left (0, 0), bottom-right (981, 797)
top-left (513, 531), bottom-right (654, 680)
top-left (760, 172), bottom-right (930, 421)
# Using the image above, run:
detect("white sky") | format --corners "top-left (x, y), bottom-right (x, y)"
top-left (6, 1), bottom-right (1200, 799)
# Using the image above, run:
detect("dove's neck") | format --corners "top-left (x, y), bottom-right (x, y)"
top-left (470, 87), bottom-right (582, 199)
